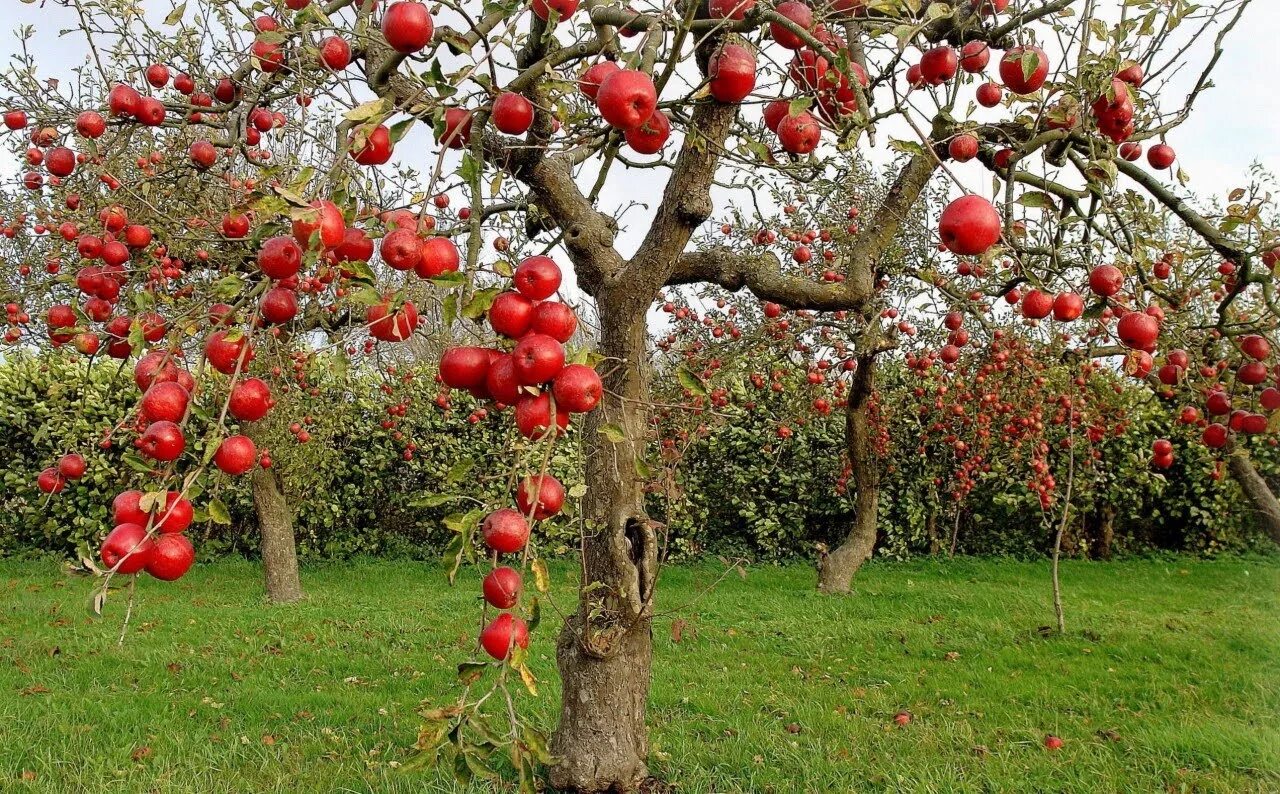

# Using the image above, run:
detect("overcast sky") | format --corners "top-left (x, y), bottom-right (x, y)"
top-left (4, 1), bottom-right (1276, 264)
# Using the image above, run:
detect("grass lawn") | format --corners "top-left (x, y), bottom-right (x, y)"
top-left (1, 555), bottom-right (1277, 793)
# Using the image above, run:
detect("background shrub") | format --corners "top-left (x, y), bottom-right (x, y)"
top-left (2, 351), bottom-right (1275, 562)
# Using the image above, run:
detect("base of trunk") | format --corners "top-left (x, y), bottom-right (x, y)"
top-left (550, 615), bottom-right (653, 792)
top-left (817, 535), bottom-right (873, 594)
top-left (252, 467), bottom-right (304, 605)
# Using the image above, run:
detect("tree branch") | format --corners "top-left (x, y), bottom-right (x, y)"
top-left (667, 247), bottom-right (872, 311)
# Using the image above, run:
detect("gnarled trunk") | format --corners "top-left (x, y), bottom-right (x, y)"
top-left (549, 292), bottom-right (658, 792)
top-left (1227, 447), bottom-right (1280, 546)
top-left (251, 464), bottom-right (304, 604)
top-left (817, 345), bottom-right (879, 594)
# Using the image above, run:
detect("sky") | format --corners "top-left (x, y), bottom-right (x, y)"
top-left (3, 1), bottom-right (1277, 276)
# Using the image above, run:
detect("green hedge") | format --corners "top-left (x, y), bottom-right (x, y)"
top-left (1, 351), bottom-right (1275, 562)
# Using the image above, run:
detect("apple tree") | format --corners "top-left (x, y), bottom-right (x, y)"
top-left (2, 0), bottom-right (1274, 790)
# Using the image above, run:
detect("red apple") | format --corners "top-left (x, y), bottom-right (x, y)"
top-left (596, 70), bottom-right (657, 131)
top-left (516, 473), bottom-right (565, 519)
top-left (214, 435), bottom-right (257, 475)
top-left (553, 364), bottom-right (602, 413)
top-left (492, 91), bottom-right (534, 135)
top-left (530, 301), bottom-right (578, 342)
top-left (512, 334), bottom-right (565, 385)
top-left (140, 381), bottom-right (190, 423)
top-left (482, 566), bottom-right (522, 609)
top-left (382, 1), bottom-right (434, 53)
top-left (480, 613), bottom-right (529, 660)
top-left (513, 256), bottom-right (562, 300)
top-left (708, 44), bottom-right (756, 104)
top-left (146, 534), bottom-right (195, 581)
top-left (938, 195), bottom-right (1001, 256)
top-left (482, 508), bottom-right (529, 553)
top-left (625, 110), bottom-right (670, 154)
top-left (101, 523), bottom-right (154, 574)
top-left (489, 291), bottom-right (536, 338)
top-left (440, 347), bottom-right (493, 391)
top-left (999, 46), bottom-right (1049, 94)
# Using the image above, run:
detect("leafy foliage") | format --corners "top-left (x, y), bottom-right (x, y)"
top-left (3, 351), bottom-right (1273, 562)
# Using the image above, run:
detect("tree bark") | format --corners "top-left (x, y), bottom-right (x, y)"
top-left (251, 464), bottom-right (304, 604)
top-left (1227, 447), bottom-right (1280, 546)
top-left (817, 344), bottom-right (879, 594)
top-left (926, 509), bottom-right (940, 556)
top-left (1090, 506), bottom-right (1115, 560)
top-left (549, 291), bottom-right (658, 793)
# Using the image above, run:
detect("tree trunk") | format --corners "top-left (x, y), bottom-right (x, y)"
top-left (817, 344), bottom-right (879, 594)
top-left (926, 509), bottom-right (940, 556)
top-left (549, 291), bottom-right (658, 793)
top-left (251, 464), bottom-right (304, 604)
top-left (1227, 447), bottom-right (1280, 546)
top-left (1090, 506), bottom-right (1115, 560)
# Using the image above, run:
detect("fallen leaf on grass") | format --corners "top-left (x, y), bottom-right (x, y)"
top-left (943, 651), bottom-right (960, 662)
top-left (21, 770), bottom-right (36, 781)
top-left (19, 685), bottom-right (49, 696)
top-left (261, 734), bottom-right (276, 746)
top-left (130, 746), bottom-right (152, 762)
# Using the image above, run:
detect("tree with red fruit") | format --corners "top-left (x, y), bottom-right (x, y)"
top-left (2, 0), bottom-right (1271, 790)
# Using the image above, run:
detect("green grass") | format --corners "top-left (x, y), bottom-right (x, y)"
top-left (1, 555), bottom-right (1277, 793)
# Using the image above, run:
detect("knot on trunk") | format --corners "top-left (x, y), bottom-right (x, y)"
top-left (675, 195), bottom-right (714, 227)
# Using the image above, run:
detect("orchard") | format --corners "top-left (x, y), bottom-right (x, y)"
top-left (1, 0), bottom-right (1279, 791)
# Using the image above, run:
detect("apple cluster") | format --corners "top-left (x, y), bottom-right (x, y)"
top-left (436, 256), bottom-right (602, 660)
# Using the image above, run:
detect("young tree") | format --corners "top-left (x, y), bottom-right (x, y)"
top-left (3, 0), bottom-right (1272, 790)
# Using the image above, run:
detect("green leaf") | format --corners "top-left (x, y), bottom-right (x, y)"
top-left (410, 494), bottom-right (456, 508)
top-left (443, 512), bottom-right (472, 533)
top-left (388, 117), bottom-right (415, 144)
top-left (676, 366), bottom-right (707, 397)
top-left (457, 661), bottom-right (487, 685)
top-left (446, 457), bottom-right (474, 484)
top-left (598, 423), bottom-right (627, 443)
top-left (442, 292), bottom-right (458, 328)
top-left (122, 453), bottom-right (153, 474)
top-left (164, 2), bottom-right (187, 25)
top-left (338, 256), bottom-right (373, 284)
top-left (1016, 191), bottom-right (1058, 211)
top-left (462, 288), bottom-right (499, 320)
top-left (344, 97), bottom-right (392, 123)
top-left (207, 498), bottom-right (231, 525)
top-left (430, 271), bottom-right (468, 288)
top-left (460, 153), bottom-right (481, 185)
top-left (1021, 49), bottom-right (1040, 83)
top-left (787, 96), bottom-right (812, 117)
top-left (526, 597), bottom-right (541, 633)
top-left (211, 275), bottom-right (244, 300)
top-left (453, 752), bottom-right (473, 786)
top-left (348, 286), bottom-right (383, 306)
top-left (888, 139), bottom-right (926, 156)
